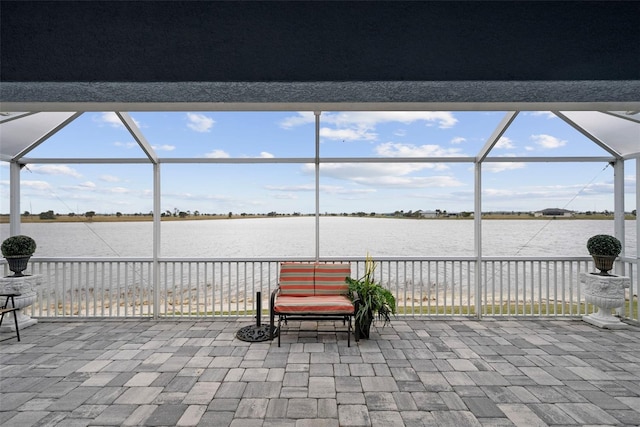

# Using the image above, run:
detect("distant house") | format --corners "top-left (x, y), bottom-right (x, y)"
top-left (420, 210), bottom-right (439, 218)
top-left (534, 208), bottom-right (575, 218)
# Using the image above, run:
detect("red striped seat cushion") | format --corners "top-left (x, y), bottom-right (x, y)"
top-left (314, 263), bottom-right (351, 295)
top-left (278, 263), bottom-right (316, 296)
top-left (273, 295), bottom-right (355, 315)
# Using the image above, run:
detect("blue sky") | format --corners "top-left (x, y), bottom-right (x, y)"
top-left (1, 111), bottom-right (636, 216)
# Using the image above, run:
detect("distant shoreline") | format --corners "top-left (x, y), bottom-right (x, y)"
top-left (1, 213), bottom-right (632, 224)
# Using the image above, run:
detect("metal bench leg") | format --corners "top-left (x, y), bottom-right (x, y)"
top-left (12, 302), bottom-right (20, 342)
top-left (277, 316), bottom-right (282, 347)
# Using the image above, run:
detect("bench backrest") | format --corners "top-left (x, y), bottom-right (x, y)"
top-left (279, 262), bottom-right (351, 296)
top-left (279, 263), bottom-right (316, 296)
top-left (314, 263), bottom-right (351, 296)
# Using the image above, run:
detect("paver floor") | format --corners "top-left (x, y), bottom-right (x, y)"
top-left (1, 317), bottom-right (639, 426)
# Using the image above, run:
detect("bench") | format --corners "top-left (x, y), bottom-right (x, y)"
top-left (269, 262), bottom-right (358, 346)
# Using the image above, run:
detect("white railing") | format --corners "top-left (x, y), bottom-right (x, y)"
top-left (2, 256), bottom-right (638, 321)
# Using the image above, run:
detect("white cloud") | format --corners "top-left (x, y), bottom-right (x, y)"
top-left (450, 137), bottom-right (466, 144)
top-left (204, 149), bottom-right (230, 158)
top-left (321, 185), bottom-right (376, 195)
top-left (279, 112), bottom-right (316, 129)
top-left (302, 163), bottom-right (463, 189)
top-left (273, 193), bottom-right (298, 200)
top-left (79, 181), bottom-right (97, 189)
top-left (237, 151), bottom-right (275, 158)
top-left (114, 141), bottom-right (138, 149)
top-left (375, 142), bottom-right (462, 157)
top-left (27, 164), bottom-right (82, 178)
top-left (21, 180), bottom-right (53, 191)
top-left (100, 175), bottom-right (120, 182)
top-left (94, 112), bottom-right (141, 128)
top-left (529, 111), bottom-right (557, 119)
top-left (108, 187), bottom-right (130, 194)
top-left (265, 184), bottom-right (315, 192)
top-left (153, 144), bottom-right (176, 151)
top-left (186, 113), bottom-right (215, 132)
top-left (494, 136), bottom-right (515, 149)
top-left (482, 184), bottom-right (589, 203)
top-left (280, 111), bottom-right (458, 143)
top-left (482, 162), bottom-right (526, 173)
top-left (95, 112), bottom-right (123, 127)
top-left (355, 175), bottom-right (463, 188)
top-left (531, 134), bottom-right (566, 149)
top-left (320, 127), bottom-right (377, 141)
top-left (323, 111), bottom-right (458, 129)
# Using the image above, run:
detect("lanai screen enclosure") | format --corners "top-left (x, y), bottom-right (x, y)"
top-left (0, 109), bottom-right (639, 321)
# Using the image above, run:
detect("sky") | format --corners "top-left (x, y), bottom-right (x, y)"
top-left (0, 111), bottom-right (637, 216)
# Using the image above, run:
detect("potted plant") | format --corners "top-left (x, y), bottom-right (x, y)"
top-left (1, 235), bottom-right (37, 277)
top-left (346, 254), bottom-right (396, 339)
top-left (586, 234), bottom-right (621, 276)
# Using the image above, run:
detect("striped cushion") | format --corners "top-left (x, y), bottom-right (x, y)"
top-left (314, 263), bottom-right (351, 296)
top-left (278, 263), bottom-right (316, 296)
top-left (273, 295), bottom-right (355, 315)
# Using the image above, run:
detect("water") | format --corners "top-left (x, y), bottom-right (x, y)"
top-left (1, 217), bottom-right (637, 258)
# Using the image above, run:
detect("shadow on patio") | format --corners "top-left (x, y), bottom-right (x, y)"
top-left (1, 318), bottom-right (639, 426)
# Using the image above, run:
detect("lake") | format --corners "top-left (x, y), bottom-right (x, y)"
top-left (1, 217), bottom-right (637, 258)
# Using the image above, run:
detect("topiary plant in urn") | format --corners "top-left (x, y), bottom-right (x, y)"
top-left (586, 234), bottom-right (621, 276)
top-left (1, 235), bottom-right (37, 277)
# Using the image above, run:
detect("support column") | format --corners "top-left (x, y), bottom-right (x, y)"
top-left (314, 111), bottom-right (321, 262)
top-left (152, 163), bottom-right (161, 319)
top-left (613, 160), bottom-right (625, 250)
top-left (613, 159), bottom-right (625, 305)
top-left (9, 162), bottom-right (21, 236)
top-left (474, 161), bottom-right (482, 319)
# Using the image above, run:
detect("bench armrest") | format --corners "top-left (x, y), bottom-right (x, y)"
top-left (269, 287), bottom-right (280, 340)
top-left (351, 290), bottom-right (361, 312)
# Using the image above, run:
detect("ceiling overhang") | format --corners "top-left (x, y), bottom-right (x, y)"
top-left (2, 81), bottom-right (640, 113)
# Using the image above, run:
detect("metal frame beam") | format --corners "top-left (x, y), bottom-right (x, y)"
top-left (477, 112), bottom-right (518, 163)
top-left (115, 112), bottom-right (159, 164)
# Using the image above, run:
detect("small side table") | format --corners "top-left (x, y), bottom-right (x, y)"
top-left (580, 272), bottom-right (630, 329)
top-left (0, 274), bottom-right (42, 332)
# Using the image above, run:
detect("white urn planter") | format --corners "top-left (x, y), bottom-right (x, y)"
top-left (0, 274), bottom-right (42, 332)
top-left (580, 272), bottom-right (630, 329)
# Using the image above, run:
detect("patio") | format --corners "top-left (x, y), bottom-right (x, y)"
top-left (1, 317), bottom-right (639, 426)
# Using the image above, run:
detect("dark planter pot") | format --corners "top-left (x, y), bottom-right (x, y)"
top-left (355, 312), bottom-right (373, 340)
top-left (591, 255), bottom-right (616, 276)
top-left (5, 256), bottom-right (31, 277)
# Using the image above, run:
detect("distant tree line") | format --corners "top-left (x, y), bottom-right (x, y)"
top-left (15, 208), bottom-right (638, 220)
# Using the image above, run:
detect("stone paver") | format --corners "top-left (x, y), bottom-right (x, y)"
top-left (0, 317), bottom-right (638, 426)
